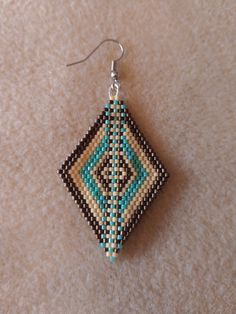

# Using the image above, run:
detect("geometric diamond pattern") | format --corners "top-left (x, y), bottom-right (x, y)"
top-left (94, 154), bottom-right (134, 193)
top-left (59, 99), bottom-right (169, 261)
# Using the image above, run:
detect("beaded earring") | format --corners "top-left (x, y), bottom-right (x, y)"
top-left (59, 39), bottom-right (169, 262)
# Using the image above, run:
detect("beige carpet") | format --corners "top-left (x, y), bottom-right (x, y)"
top-left (0, 1), bottom-right (235, 313)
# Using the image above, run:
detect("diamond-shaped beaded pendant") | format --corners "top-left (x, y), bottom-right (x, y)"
top-left (59, 98), bottom-right (169, 261)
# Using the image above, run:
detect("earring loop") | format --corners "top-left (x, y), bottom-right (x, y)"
top-left (109, 82), bottom-right (120, 99)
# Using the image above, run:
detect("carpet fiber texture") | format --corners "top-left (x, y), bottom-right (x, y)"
top-left (0, 1), bottom-right (235, 313)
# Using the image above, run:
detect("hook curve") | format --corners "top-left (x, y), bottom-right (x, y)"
top-left (66, 38), bottom-right (124, 67)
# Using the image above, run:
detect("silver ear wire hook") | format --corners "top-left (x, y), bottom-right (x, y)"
top-left (66, 38), bottom-right (124, 99)
top-left (66, 38), bottom-right (124, 67)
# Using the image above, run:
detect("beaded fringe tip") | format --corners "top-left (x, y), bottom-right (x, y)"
top-left (59, 99), bottom-right (169, 261)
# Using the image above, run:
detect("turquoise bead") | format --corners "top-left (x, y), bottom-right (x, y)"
top-left (117, 243), bottom-right (123, 249)
top-left (109, 256), bottom-right (116, 263)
